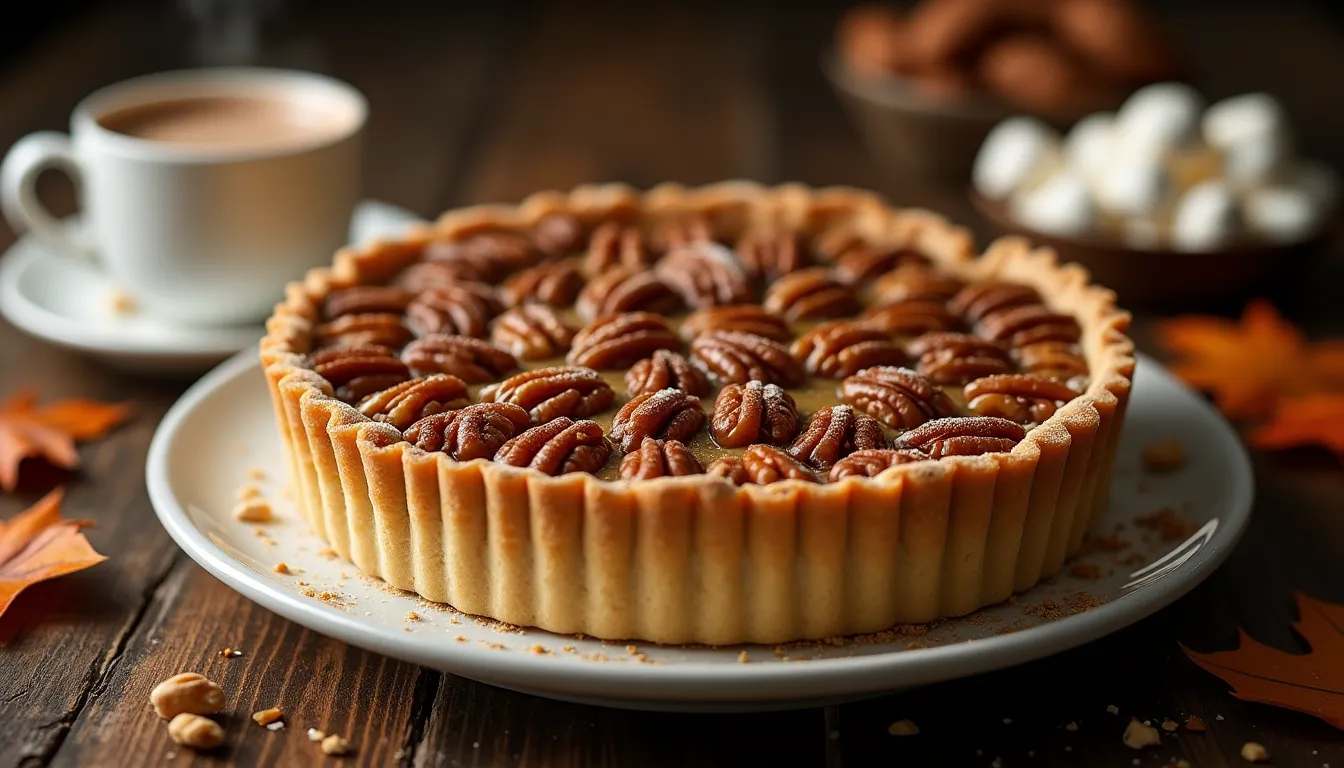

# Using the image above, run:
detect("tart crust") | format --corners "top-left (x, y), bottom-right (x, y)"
top-left (260, 181), bottom-right (1134, 645)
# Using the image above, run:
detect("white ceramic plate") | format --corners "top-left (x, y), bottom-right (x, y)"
top-left (0, 201), bottom-right (426, 375)
top-left (147, 352), bottom-right (1253, 712)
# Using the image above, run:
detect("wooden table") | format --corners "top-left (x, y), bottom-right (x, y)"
top-left (2, 1), bottom-right (1343, 765)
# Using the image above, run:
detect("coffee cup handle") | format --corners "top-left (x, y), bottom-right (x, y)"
top-left (1, 132), bottom-right (97, 260)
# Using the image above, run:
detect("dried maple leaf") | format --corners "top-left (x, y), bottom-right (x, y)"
top-left (1156, 300), bottom-right (1344, 419)
top-left (1248, 395), bottom-right (1344, 458)
top-left (0, 488), bottom-right (106, 617)
top-left (0, 390), bottom-right (130, 492)
top-left (1184, 592), bottom-right (1344, 730)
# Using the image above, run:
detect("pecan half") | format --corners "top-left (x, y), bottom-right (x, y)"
top-left (978, 304), bottom-right (1082, 347)
top-left (948, 281), bottom-right (1041, 324)
top-left (532, 212), bottom-right (586, 259)
top-left (680, 305), bottom-right (791, 343)
top-left (584, 222), bottom-right (655, 274)
top-left (356, 374), bottom-right (471, 430)
top-left (403, 402), bottom-right (531, 460)
top-left (567, 312), bottom-right (681, 370)
top-left (655, 242), bottom-right (752, 309)
top-left (909, 332), bottom-right (1014, 385)
top-left (735, 229), bottom-right (811, 283)
top-left (426, 231), bottom-right (540, 281)
top-left (860, 300), bottom-right (960, 337)
top-left (310, 345), bottom-right (411, 403)
top-left (690, 330), bottom-right (805, 386)
top-left (493, 417), bottom-right (612, 475)
top-left (762, 268), bottom-right (860, 320)
top-left (405, 283), bottom-right (504, 338)
top-left (501, 260), bottom-right (583, 308)
top-left (833, 246), bottom-right (926, 284)
top-left (490, 305), bottom-right (577, 360)
top-left (314, 313), bottom-right (414, 350)
top-left (710, 380), bottom-right (799, 448)
top-left (706, 456), bottom-right (750, 485)
top-left (791, 321), bottom-right (909, 379)
top-left (575, 265), bottom-right (683, 321)
top-left (873, 264), bottom-right (964, 304)
top-left (480, 366), bottom-right (615, 422)
top-left (741, 444), bottom-right (817, 484)
top-left (892, 416), bottom-right (1027, 458)
top-left (840, 366), bottom-right (958, 429)
top-left (653, 215), bottom-right (715, 251)
top-left (392, 259), bottom-right (487, 291)
top-left (609, 389), bottom-right (705, 451)
top-left (788, 405), bottom-right (886, 469)
top-left (1017, 341), bottom-right (1089, 380)
top-left (322, 286), bottom-right (415, 320)
top-left (401, 334), bottom-right (519, 383)
top-left (829, 448), bottom-right (929, 481)
top-left (964, 374), bottom-right (1078, 423)
top-left (626, 350), bottom-right (710, 397)
top-left (618, 437), bottom-right (704, 479)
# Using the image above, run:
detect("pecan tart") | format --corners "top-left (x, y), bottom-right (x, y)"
top-left (261, 181), bottom-right (1134, 645)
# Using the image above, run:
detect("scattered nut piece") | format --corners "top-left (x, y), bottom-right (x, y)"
top-left (236, 484), bottom-right (262, 501)
top-left (317, 547), bottom-right (339, 560)
top-left (218, 648), bottom-right (242, 658)
top-left (1065, 721), bottom-right (1079, 731)
top-left (109, 288), bottom-right (139, 315)
top-left (1141, 438), bottom-right (1185, 472)
top-left (167, 713), bottom-right (225, 750)
top-left (150, 673), bottom-right (225, 719)
top-left (267, 721), bottom-right (285, 731)
top-left (887, 719), bottom-right (920, 736)
top-left (307, 728), bottom-right (326, 742)
top-left (1185, 715), bottom-right (1207, 732)
top-left (321, 734), bottom-right (353, 756)
top-left (233, 498), bottom-right (274, 523)
top-left (1240, 742), bottom-right (1269, 762)
top-left (738, 651), bottom-right (750, 663)
top-left (1160, 719), bottom-right (1179, 732)
top-left (1107, 704), bottom-right (1120, 715)
top-left (405, 611), bottom-right (421, 622)
top-left (273, 562), bottom-right (291, 574)
top-left (1122, 718), bottom-right (1161, 749)
top-left (252, 708), bottom-right (283, 727)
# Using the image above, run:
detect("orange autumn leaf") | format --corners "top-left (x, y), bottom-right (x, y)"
top-left (1248, 395), bottom-right (1344, 458)
top-left (1185, 592), bottom-right (1344, 730)
top-left (1156, 300), bottom-right (1344, 419)
top-left (0, 488), bottom-right (106, 617)
top-left (0, 390), bottom-right (131, 492)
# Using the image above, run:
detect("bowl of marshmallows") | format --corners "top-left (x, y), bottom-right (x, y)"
top-left (971, 83), bottom-right (1340, 304)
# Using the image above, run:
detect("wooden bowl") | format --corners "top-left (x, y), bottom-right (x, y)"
top-left (970, 191), bottom-right (1334, 308)
top-left (823, 54), bottom-right (1106, 183)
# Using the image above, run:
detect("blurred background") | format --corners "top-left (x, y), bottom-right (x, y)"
top-left (3, 0), bottom-right (1343, 317)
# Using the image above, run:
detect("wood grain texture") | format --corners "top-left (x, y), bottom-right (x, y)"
top-left (0, 0), bottom-right (1342, 766)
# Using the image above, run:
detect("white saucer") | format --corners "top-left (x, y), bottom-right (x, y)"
top-left (147, 352), bottom-right (1253, 712)
top-left (0, 201), bottom-right (427, 375)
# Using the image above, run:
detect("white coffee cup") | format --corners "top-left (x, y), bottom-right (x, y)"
top-left (1, 67), bottom-right (366, 326)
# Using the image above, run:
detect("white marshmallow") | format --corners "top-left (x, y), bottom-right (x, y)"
top-left (1009, 171), bottom-right (1095, 238)
top-left (973, 117), bottom-right (1061, 200)
top-left (1065, 113), bottom-right (1116, 185)
top-left (1243, 185), bottom-right (1324, 243)
top-left (1115, 83), bottom-right (1205, 155)
top-left (1093, 149), bottom-right (1170, 217)
top-left (1203, 93), bottom-right (1289, 150)
top-left (1171, 181), bottom-right (1241, 251)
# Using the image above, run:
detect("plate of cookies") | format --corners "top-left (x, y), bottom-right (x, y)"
top-left (147, 182), bottom-right (1253, 710)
